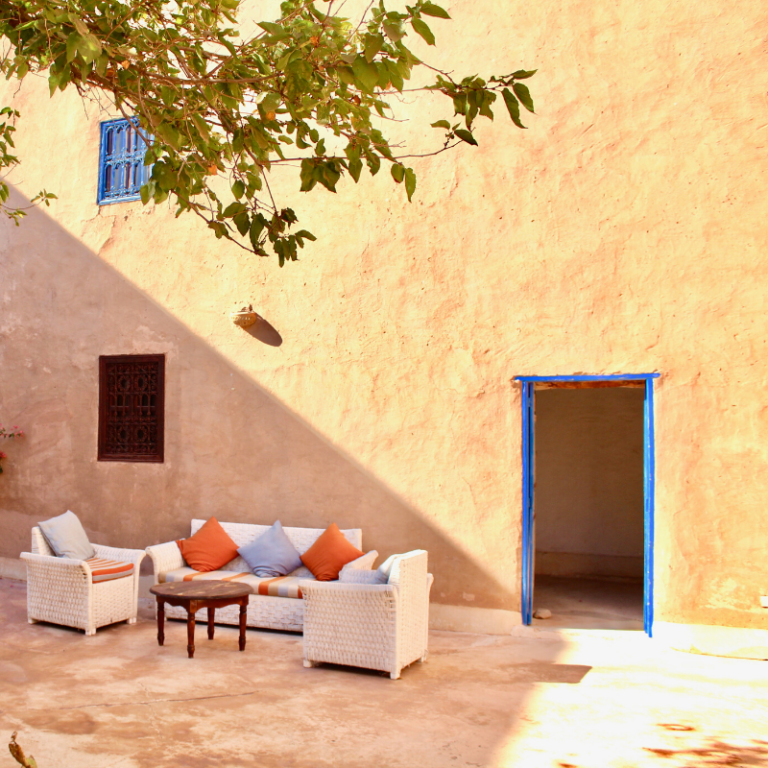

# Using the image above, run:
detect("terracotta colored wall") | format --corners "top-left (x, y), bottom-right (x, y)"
top-left (1, 0), bottom-right (767, 629)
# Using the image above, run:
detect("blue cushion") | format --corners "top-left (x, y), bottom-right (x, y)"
top-left (38, 510), bottom-right (95, 560)
top-left (237, 521), bottom-right (303, 578)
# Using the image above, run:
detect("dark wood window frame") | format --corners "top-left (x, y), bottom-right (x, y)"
top-left (98, 354), bottom-right (165, 462)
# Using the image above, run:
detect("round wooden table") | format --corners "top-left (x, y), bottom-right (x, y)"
top-left (149, 581), bottom-right (252, 658)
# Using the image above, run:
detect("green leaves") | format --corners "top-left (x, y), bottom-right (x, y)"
top-left (0, 0), bottom-right (537, 266)
top-left (364, 33), bottom-right (384, 62)
top-left (250, 215), bottom-right (266, 251)
top-left (352, 56), bottom-right (379, 92)
top-left (77, 34), bottom-right (102, 65)
top-left (513, 82), bottom-right (535, 113)
top-left (404, 168), bottom-right (416, 201)
top-left (391, 163), bottom-right (416, 200)
top-left (47, 72), bottom-right (60, 97)
top-left (383, 20), bottom-right (404, 42)
top-left (300, 158), bottom-right (342, 193)
top-left (420, 2), bottom-right (451, 18)
top-left (496, 77), bottom-right (535, 130)
top-left (257, 21), bottom-right (289, 42)
top-left (411, 18), bottom-right (435, 45)
top-left (66, 33), bottom-right (79, 63)
top-left (191, 113), bottom-right (210, 141)
top-left (300, 158), bottom-right (318, 192)
top-left (502, 88), bottom-right (526, 128)
top-left (345, 146), bottom-right (364, 183)
top-left (454, 129), bottom-right (478, 145)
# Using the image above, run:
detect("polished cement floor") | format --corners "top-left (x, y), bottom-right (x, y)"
top-left (2, 577), bottom-right (767, 768)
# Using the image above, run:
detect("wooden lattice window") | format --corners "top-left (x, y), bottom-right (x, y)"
top-left (98, 355), bottom-right (165, 462)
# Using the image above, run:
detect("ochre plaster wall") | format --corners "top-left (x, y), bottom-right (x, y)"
top-left (534, 388), bottom-right (645, 579)
top-left (1, 0), bottom-right (767, 629)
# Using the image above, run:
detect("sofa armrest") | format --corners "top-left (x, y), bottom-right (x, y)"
top-left (145, 541), bottom-right (185, 582)
top-left (21, 551), bottom-right (90, 572)
top-left (93, 544), bottom-right (146, 567)
top-left (302, 580), bottom-right (396, 605)
top-left (339, 569), bottom-right (386, 585)
top-left (20, 551), bottom-right (92, 594)
top-left (302, 581), bottom-right (398, 667)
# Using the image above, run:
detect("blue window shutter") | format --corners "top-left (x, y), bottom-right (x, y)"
top-left (97, 118), bottom-right (151, 205)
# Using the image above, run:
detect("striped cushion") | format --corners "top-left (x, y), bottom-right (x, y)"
top-left (254, 576), bottom-right (306, 599)
top-left (161, 568), bottom-right (252, 584)
top-left (86, 557), bottom-right (134, 583)
top-left (160, 568), bottom-right (309, 599)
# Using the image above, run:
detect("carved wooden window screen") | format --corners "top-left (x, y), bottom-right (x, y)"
top-left (98, 355), bottom-right (165, 462)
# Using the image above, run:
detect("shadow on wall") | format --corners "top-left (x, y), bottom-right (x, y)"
top-left (0, 189), bottom-right (515, 613)
top-left (245, 315), bottom-right (283, 347)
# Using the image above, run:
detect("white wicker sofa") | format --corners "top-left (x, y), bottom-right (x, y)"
top-left (145, 519), bottom-right (363, 632)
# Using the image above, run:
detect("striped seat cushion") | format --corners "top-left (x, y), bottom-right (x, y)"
top-left (161, 568), bottom-right (251, 584)
top-left (86, 557), bottom-right (134, 583)
top-left (160, 568), bottom-right (310, 599)
top-left (254, 576), bottom-right (306, 599)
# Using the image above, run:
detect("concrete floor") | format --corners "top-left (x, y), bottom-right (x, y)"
top-left (532, 576), bottom-right (644, 630)
top-left (2, 578), bottom-right (768, 768)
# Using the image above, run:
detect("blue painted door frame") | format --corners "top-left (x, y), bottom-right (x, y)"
top-left (515, 374), bottom-right (659, 636)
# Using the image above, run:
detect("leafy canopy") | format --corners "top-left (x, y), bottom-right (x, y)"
top-left (0, 0), bottom-right (536, 265)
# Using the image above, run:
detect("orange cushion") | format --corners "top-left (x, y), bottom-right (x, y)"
top-left (300, 523), bottom-right (364, 581)
top-left (176, 517), bottom-right (239, 572)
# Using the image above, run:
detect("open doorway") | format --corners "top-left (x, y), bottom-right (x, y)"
top-left (533, 383), bottom-right (645, 630)
top-left (516, 374), bottom-right (658, 635)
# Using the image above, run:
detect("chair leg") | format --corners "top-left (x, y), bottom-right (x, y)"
top-left (303, 659), bottom-right (317, 668)
top-left (85, 628), bottom-right (96, 637)
top-left (420, 652), bottom-right (428, 663)
top-left (390, 669), bottom-right (401, 680)
top-left (128, 617), bottom-right (137, 625)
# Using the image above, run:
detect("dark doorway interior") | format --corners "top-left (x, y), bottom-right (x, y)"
top-left (532, 386), bottom-right (645, 630)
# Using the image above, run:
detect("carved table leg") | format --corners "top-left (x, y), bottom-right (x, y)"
top-left (157, 599), bottom-right (165, 646)
top-left (207, 607), bottom-right (215, 640)
top-left (239, 600), bottom-right (247, 651)
top-left (187, 610), bottom-right (196, 659)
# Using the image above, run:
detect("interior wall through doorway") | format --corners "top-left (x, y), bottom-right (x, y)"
top-left (534, 387), bottom-right (645, 580)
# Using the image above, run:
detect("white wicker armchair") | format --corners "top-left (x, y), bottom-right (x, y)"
top-left (20, 527), bottom-right (146, 636)
top-left (302, 550), bottom-right (434, 679)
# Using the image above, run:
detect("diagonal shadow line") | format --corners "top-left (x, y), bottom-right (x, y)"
top-left (0, 187), bottom-right (516, 612)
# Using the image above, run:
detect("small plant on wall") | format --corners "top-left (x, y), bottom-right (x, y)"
top-left (0, 425), bottom-right (24, 474)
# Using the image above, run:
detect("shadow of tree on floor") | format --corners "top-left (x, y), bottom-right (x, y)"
top-left (644, 730), bottom-right (768, 767)
top-left (555, 725), bottom-right (768, 768)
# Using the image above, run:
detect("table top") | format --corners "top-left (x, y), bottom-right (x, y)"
top-left (150, 580), bottom-right (252, 600)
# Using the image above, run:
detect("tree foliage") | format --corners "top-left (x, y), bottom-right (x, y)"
top-left (0, 0), bottom-right (536, 264)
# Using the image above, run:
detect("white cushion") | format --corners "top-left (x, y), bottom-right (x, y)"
top-left (377, 550), bottom-right (427, 583)
top-left (339, 549), bottom-right (378, 578)
top-left (339, 569), bottom-right (387, 585)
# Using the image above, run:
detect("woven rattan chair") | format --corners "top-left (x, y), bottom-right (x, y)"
top-left (20, 527), bottom-right (146, 636)
top-left (302, 550), bottom-right (434, 679)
